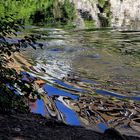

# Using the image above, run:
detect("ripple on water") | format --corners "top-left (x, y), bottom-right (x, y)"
top-left (96, 89), bottom-right (140, 101)
top-left (16, 27), bottom-right (140, 136)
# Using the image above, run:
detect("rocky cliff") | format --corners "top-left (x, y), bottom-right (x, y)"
top-left (71, 0), bottom-right (140, 29)
top-left (110, 0), bottom-right (140, 29)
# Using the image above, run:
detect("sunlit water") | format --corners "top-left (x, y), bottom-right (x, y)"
top-left (16, 27), bottom-right (140, 135)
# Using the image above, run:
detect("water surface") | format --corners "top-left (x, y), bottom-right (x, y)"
top-left (18, 27), bottom-right (140, 135)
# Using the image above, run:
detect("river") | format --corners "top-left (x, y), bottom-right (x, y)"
top-left (14, 26), bottom-right (140, 136)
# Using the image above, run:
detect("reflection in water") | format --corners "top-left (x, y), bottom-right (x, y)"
top-left (98, 123), bottom-right (108, 133)
top-left (15, 27), bottom-right (140, 136)
top-left (43, 84), bottom-right (78, 100)
top-left (55, 100), bottom-right (81, 126)
top-left (30, 99), bottom-right (46, 116)
top-left (96, 89), bottom-right (140, 101)
top-left (53, 79), bottom-right (86, 93)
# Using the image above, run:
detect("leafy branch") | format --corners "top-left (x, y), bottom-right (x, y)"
top-left (0, 15), bottom-right (42, 114)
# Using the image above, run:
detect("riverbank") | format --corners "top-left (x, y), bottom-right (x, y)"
top-left (0, 113), bottom-right (140, 140)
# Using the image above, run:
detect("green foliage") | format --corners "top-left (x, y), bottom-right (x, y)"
top-left (32, 0), bottom-right (76, 26)
top-left (0, 84), bottom-right (29, 113)
top-left (98, 0), bottom-right (108, 8)
top-left (97, 0), bottom-right (112, 27)
top-left (84, 20), bottom-right (95, 29)
top-left (0, 0), bottom-right (76, 26)
top-left (0, 16), bottom-right (42, 114)
top-left (63, 0), bottom-right (76, 21)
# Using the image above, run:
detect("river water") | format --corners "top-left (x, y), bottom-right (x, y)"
top-left (16, 27), bottom-right (140, 136)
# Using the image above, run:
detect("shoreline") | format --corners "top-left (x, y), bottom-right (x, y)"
top-left (0, 113), bottom-right (140, 140)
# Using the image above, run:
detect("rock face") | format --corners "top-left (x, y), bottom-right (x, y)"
top-left (71, 0), bottom-right (100, 27)
top-left (110, 0), bottom-right (140, 29)
top-left (71, 0), bottom-right (140, 29)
